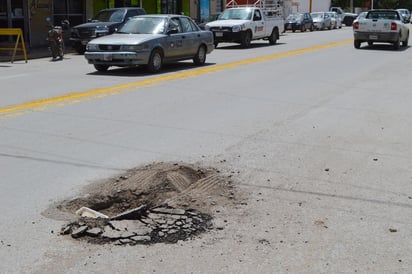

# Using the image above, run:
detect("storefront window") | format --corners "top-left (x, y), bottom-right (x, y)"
top-left (0, 0), bottom-right (26, 43)
top-left (53, 0), bottom-right (84, 27)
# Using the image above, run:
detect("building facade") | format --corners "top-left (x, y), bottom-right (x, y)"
top-left (1, 0), bottom-right (227, 48)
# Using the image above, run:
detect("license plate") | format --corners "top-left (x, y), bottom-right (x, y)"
top-left (103, 54), bottom-right (112, 61)
top-left (369, 35), bottom-right (378, 40)
top-left (215, 32), bottom-right (223, 37)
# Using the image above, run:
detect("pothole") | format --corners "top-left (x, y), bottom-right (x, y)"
top-left (46, 162), bottom-right (238, 245)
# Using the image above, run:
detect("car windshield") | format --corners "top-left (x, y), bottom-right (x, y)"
top-left (311, 13), bottom-right (323, 18)
top-left (287, 14), bottom-right (303, 20)
top-left (219, 8), bottom-right (252, 20)
top-left (92, 9), bottom-right (126, 22)
top-left (119, 17), bottom-right (167, 34)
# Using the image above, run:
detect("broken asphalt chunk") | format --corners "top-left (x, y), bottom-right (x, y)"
top-left (150, 207), bottom-right (186, 215)
top-left (110, 205), bottom-right (147, 221)
top-left (75, 207), bottom-right (109, 219)
top-left (71, 225), bottom-right (88, 238)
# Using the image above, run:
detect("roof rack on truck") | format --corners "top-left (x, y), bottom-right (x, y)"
top-left (225, 0), bottom-right (290, 19)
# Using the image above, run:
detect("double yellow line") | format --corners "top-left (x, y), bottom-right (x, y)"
top-left (0, 39), bottom-right (352, 118)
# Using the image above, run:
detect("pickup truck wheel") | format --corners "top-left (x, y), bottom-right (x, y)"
top-left (393, 36), bottom-right (400, 50)
top-left (268, 28), bottom-right (278, 45)
top-left (354, 39), bottom-right (361, 49)
top-left (94, 64), bottom-right (109, 72)
top-left (193, 45), bottom-right (206, 65)
top-left (146, 49), bottom-right (163, 73)
top-left (402, 33), bottom-right (409, 47)
top-left (241, 31), bottom-right (252, 48)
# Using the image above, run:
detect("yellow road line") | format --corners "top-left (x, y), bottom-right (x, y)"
top-left (0, 39), bottom-right (353, 118)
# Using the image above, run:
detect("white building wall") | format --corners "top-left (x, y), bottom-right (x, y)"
top-left (292, 0), bottom-right (331, 13)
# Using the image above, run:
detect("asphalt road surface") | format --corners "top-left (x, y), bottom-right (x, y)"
top-left (1, 26), bottom-right (412, 273)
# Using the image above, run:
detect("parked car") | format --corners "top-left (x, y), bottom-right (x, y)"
top-left (284, 12), bottom-right (314, 32)
top-left (330, 7), bottom-right (358, 26)
top-left (327, 11), bottom-right (342, 29)
top-left (396, 8), bottom-right (411, 23)
top-left (84, 14), bottom-right (215, 73)
top-left (70, 7), bottom-right (146, 54)
top-left (311, 12), bottom-right (332, 30)
top-left (198, 13), bottom-right (221, 30)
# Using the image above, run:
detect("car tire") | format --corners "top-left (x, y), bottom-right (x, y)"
top-left (354, 39), bottom-right (361, 49)
top-left (94, 64), bottom-right (109, 72)
top-left (402, 33), bottom-right (409, 47)
top-left (310, 24), bottom-right (314, 31)
top-left (268, 28), bottom-right (278, 45)
top-left (241, 30), bottom-right (252, 48)
top-left (393, 36), bottom-right (400, 50)
top-left (146, 48), bottom-right (163, 73)
top-left (193, 45), bottom-right (207, 65)
top-left (301, 25), bottom-right (305, 32)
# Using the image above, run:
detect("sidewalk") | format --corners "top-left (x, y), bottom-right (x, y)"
top-left (0, 45), bottom-right (76, 62)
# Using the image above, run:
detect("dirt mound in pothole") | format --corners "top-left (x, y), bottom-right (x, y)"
top-left (48, 162), bottom-right (238, 245)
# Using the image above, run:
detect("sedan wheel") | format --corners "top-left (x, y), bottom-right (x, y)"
top-left (146, 49), bottom-right (163, 73)
top-left (94, 64), bottom-right (109, 72)
top-left (193, 45), bottom-right (206, 65)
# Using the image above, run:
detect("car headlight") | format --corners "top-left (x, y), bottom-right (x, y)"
top-left (232, 25), bottom-right (240, 32)
top-left (121, 44), bottom-right (148, 51)
top-left (86, 43), bottom-right (98, 51)
top-left (95, 26), bottom-right (109, 37)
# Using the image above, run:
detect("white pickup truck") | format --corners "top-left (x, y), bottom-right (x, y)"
top-left (353, 9), bottom-right (409, 50)
top-left (205, 6), bottom-right (284, 48)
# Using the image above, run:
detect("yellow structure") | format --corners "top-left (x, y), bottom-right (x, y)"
top-left (0, 28), bottom-right (27, 63)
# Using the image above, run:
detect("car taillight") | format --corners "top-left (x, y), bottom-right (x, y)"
top-left (353, 21), bottom-right (359, 30)
top-left (391, 22), bottom-right (397, 30)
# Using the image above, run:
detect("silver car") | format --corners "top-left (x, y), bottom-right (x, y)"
top-left (84, 14), bottom-right (214, 73)
top-left (327, 11), bottom-right (342, 29)
top-left (311, 12), bottom-right (332, 30)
